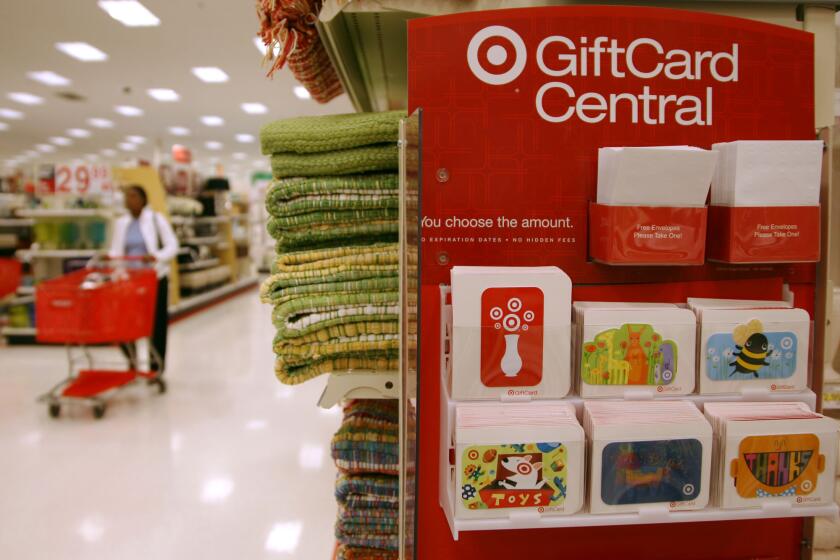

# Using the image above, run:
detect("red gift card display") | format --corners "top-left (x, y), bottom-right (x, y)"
top-left (480, 287), bottom-right (544, 387)
top-left (589, 203), bottom-right (708, 265)
top-left (707, 206), bottom-right (820, 263)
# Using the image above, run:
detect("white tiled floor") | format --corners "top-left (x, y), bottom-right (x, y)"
top-left (0, 291), bottom-right (341, 559)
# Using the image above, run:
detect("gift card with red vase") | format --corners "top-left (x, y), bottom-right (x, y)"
top-left (480, 287), bottom-right (544, 388)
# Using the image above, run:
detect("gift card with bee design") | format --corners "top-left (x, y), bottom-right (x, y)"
top-left (706, 325), bottom-right (798, 381)
top-left (459, 443), bottom-right (569, 513)
top-left (696, 308), bottom-right (809, 394)
top-left (600, 439), bottom-right (703, 506)
top-left (730, 434), bottom-right (824, 499)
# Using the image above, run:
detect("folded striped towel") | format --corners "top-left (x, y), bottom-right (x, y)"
top-left (271, 291), bottom-right (398, 340)
top-left (331, 400), bottom-right (399, 476)
top-left (260, 111), bottom-right (404, 155)
top-left (269, 207), bottom-right (399, 230)
top-left (263, 276), bottom-right (399, 306)
top-left (266, 175), bottom-right (398, 215)
top-left (336, 545), bottom-right (398, 560)
top-left (335, 474), bottom-right (399, 504)
top-left (275, 352), bottom-right (398, 386)
top-left (271, 144), bottom-right (399, 178)
top-left (269, 220), bottom-right (398, 252)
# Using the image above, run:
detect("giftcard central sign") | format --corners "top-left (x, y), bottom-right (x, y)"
top-left (408, 6), bottom-right (814, 285)
top-left (467, 26), bottom-right (737, 126)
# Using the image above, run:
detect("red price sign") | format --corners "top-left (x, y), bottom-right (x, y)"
top-left (53, 164), bottom-right (112, 194)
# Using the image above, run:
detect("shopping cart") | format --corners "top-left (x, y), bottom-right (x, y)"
top-left (36, 256), bottom-right (166, 419)
top-left (0, 258), bottom-right (22, 300)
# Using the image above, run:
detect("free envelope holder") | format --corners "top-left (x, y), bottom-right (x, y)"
top-left (707, 205), bottom-right (820, 263)
top-left (589, 203), bottom-right (708, 266)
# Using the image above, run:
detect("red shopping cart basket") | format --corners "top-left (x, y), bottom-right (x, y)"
top-left (0, 258), bottom-right (22, 299)
top-left (37, 260), bottom-right (165, 419)
top-left (36, 267), bottom-right (157, 344)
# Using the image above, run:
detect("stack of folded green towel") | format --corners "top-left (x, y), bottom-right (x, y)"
top-left (259, 111), bottom-right (404, 385)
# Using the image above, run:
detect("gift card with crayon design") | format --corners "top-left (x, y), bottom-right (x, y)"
top-left (731, 434), bottom-right (825, 498)
top-left (705, 320), bottom-right (798, 381)
top-left (460, 443), bottom-right (568, 511)
top-left (601, 439), bottom-right (702, 505)
top-left (582, 324), bottom-right (678, 386)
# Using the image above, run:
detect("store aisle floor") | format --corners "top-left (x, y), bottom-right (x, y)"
top-left (0, 291), bottom-right (341, 559)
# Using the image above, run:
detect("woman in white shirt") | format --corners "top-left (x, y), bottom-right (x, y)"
top-left (108, 185), bottom-right (179, 371)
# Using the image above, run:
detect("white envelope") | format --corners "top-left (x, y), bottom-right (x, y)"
top-left (597, 146), bottom-right (717, 207)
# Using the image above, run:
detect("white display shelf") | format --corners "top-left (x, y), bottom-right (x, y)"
top-left (437, 290), bottom-right (832, 538)
top-left (16, 209), bottom-right (114, 219)
top-left (0, 218), bottom-right (34, 226)
top-left (317, 371), bottom-right (399, 409)
top-left (16, 249), bottom-right (99, 259)
top-left (179, 258), bottom-right (220, 271)
top-left (1, 326), bottom-right (36, 337)
top-left (169, 276), bottom-right (258, 315)
top-left (180, 236), bottom-right (222, 246)
top-left (170, 215), bottom-right (230, 225)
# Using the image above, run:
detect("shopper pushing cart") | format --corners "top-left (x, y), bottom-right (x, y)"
top-left (108, 185), bottom-right (179, 372)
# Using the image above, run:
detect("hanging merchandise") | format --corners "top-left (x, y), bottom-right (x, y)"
top-left (259, 111), bottom-right (404, 386)
top-left (331, 399), bottom-right (399, 560)
top-left (255, 0), bottom-right (344, 103)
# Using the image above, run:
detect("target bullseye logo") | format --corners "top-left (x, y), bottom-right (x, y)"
top-left (467, 25), bottom-right (527, 85)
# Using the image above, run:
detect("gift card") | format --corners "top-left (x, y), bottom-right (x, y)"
top-left (705, 319), bottom-right (798, 381)
top-left (731, 433), bottom-right (825, 499)
top-left (480, 287), bottom-right (544, 387)
top-left (600, 439), bottom-right (703, 505)
top-left (460, 442), bottom-right (569, 512)
top-left (581, 323), bottom-right (678, 386)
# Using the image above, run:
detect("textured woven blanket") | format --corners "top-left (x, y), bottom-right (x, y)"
top-left (271, 291), bottom-right (398, 340)
top-left (275, 350), bottom-right (398, 385)
top-left (336, 545), bottom-right (398, 560)
top-left (337, 533), bottom-right (399, 553)
top-left (260, 111), bottom-right (404, 155)
top-left (260, 243), bottom-right (399, 303)
top-left (266, 174), bottom-right (398, 208)
top-left (331, 399), bottom-right (399, 476)
top-left (271, 144), bottom-right (399, 178)
top-left (269, 207), bottom-right (398, 229)
top-left (269, 220), bottom-right (398, 252)
top-left (335, 474), bottom-right (399, 504)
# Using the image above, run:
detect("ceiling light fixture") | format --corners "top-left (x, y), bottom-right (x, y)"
top-left (50, 136), bottom-right (72, 146)
top-left (200, 115), bottom-right (224, 127)
top-left (27, 71), bottom-right (71, 87)
top-left (101, 148), bottom-right (117, 157)
top-left (87, 117), bottom-right (114, 128)
top-left (293, 86), bottom-right (311, 100)
top-left (98, 0), bottom-right (160, 27)
top-left (67, 128), bottom-right (91, 138)
top-left (0, 108), bottom-right (24, 120)
top-left (7, 92), bottom-right (44, 105)
top-left (241, 102), bottom-right (267, 114)
top-left (36, 144), bottom-right (56, 153)
top-left (232, 152), bottom-right (246, 160)
top-left (168, 126), bottom-right (190, 136)
top-left (0, 122), bottom-right (8, 131)
top-left (235, 133), bottom-right (254, 143)
top-left (115, 105), bottom-right (143, 117)
top-left (147, 88), bottom-right (179, 102)
top-left (55, 42), bottom-right (108, 62)
top-left (205, 141), bottom-right (223, 150)
top-left (118, 142), bottom-right (137, 151)
top-left (126, 135), bottom-right (146, 144)
top-left (192, 67), bottom-right (229, 83)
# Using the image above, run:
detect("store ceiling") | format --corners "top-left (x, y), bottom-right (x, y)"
top-left (0, 0), bottom-right (353, 178)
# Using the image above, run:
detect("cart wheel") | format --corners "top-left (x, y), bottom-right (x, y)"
top-left (149, 377), bottom-right (166, 395)
top-left (93, 404), bottom-right (106, 419)
top-left (48, 403), bottom-right (60, 418)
